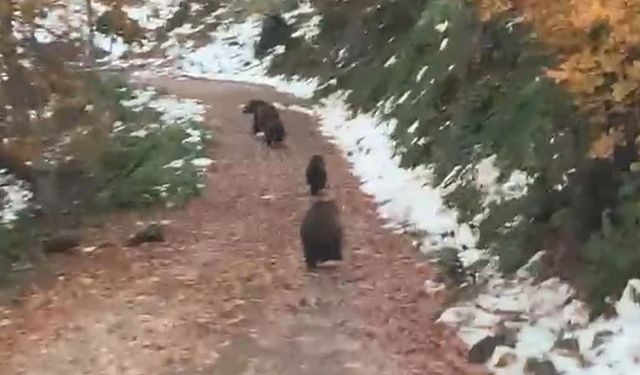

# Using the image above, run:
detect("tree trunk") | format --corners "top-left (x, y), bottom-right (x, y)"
top-left (0, 0), bottom-right (15, 43)
top-left (85, 0), bottom-right (94, 66)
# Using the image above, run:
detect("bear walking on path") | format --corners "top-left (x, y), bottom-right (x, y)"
top-left (242, 99), bottom-right (286, 147)
top-left (305, 154), bottom-right (327, 196)
top-left (300, 198), bottom-right (343, 270)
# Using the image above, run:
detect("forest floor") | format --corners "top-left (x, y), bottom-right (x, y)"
top-left (0, 77), bottom-right (486, 375)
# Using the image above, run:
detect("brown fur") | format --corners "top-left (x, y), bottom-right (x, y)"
top-left (242, 99), bottom-right (269, 134)
top-left (305, 154), bottom-right (327, 195)
top-left (242, 99), bottom-right (287, 147)
top-left (300, 199), bottom-right (343, 270)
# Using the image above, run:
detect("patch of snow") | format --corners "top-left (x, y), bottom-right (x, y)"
top-left (516, 326), bottom-right (556, 357)
top-left (439, 38), bottom-right (449, 51)
top-left (147, 97), bottom-right (206, 124)
top-left (476, 155), bottom-right (533, 208)
top-left (172, 12), bottom-right (317, 98)
top-left (165, 159), bottom-right (185, 169)
top-left (125, 0), bottom-right (182, 30)
top-left (122, 89), bottom-right (157, 109)
top-left (0, 170), bottom-right (32, 225)
top-left (416, 65), bottom-right (429, 82)
top-left (314, 92), bottom-right (463, 247)
top-left (397, 90), bottom-right (412, 105)
top-left (34, 28), bottom-right (55, 44)
top-left (435, 20), bottom-right (449, 33)
top-left (94, 33), bottom-right (129, 61)
top-left (407, 120), bottom-right (420, 134)
top-left (286, 104), bottom-right (316, 116)
top-left (291, 14), bottom-right (322, 41)
top-left (191, 157), bottom-right (213, 167)
top-left (384, 55), bottom-right (397, 68)
top-left (129, 129), bottom-right (148, 138)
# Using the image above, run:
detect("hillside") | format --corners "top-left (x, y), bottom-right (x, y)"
top-left (1, 0), bottom-right (640, 374)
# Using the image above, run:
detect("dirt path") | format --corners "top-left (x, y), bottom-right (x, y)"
top-left (0, 78), bottom-right (486, 375)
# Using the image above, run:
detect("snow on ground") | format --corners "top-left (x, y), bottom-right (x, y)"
top-left (119, 88), bottom-right (212, 170)
top-left (172, 8), bottom-right (317, 98)
top-left (314, 92), bottom-right (467, 245)
top-left (0, 171), bottom-right (32, 226)
top-left (124, 0), bottom-right (183, 30)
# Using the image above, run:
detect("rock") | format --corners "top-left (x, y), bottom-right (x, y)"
top-left (494, 350), bottom-right (517, 368)
top-left (42, 231), bottom-right (81, 254)
top-left (524, 358), bottom-right (559, 375)
top-left (592, 330), bottom-right (614, 349)
top-left (127, 223), bottom-right (165, 247)
top-left (437, 247), bottom-right (469, 286)
top-left (497, 323), bottom-right (519, 348)
top-left (554, 336), bottom-right (580, 354)
top-left (468, 335), bottom-right (501, 364)
top-left (516, 250), bottom-right (546, 279)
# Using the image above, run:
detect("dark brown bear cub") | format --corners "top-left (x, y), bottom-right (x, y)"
top-left (263, 114), bottom-right (286, 147)
top-left (241, 99), bottom-right (286, 147)
top-left (305, 154), bottom-right (327, 195)
top-left (300, 199), bottom-right (343, 270)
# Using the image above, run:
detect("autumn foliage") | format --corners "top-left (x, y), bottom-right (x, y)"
top-left (477, 0), bottom-right (640, 159)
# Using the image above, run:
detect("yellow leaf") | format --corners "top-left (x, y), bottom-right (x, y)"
top-left (570, 72), bottom-right (604, 94)
top-left (611, 80), bottom-right (637, 102)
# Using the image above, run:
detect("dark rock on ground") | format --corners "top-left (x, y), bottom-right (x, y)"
top-left (42, 231), bottom-right (81, 254)
top-left (592, 330), bottom-right (614, 349)
top-left (494, 350), bottom-right (517, 368)
top-left (468, 335), bottom-right (501, 364)
top-left (554, 336), bottom-right (580, 353)
top-left (127, 223), bottom-right (165, 247)
top-left (524, 358), bottom-right (559, 375)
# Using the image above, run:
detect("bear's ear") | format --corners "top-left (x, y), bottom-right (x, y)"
top-left (241, 102), bottom-right (253, 113)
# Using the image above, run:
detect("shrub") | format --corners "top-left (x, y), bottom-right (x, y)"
top-left (96, 123), bottom-right (206, 209)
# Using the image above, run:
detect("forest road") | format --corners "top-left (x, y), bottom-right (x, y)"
top-left (0, 77), bottom-right (487, 375)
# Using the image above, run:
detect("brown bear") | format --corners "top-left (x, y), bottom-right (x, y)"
top-left (299, 198), bottom-right (343, 270)
top-left (305, 154), bottom-right (327, 196)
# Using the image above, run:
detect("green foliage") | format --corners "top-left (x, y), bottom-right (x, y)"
top-left (0, 225), bottom-right (20, 279)
top-left (444, 183), bottom-right (483, 223)
top-left (0, 216), bottom-right (39, 283)
top-left (96, 122), bottom-right (206, 210)
top-left (584, 178), bottom-right (640, 315)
